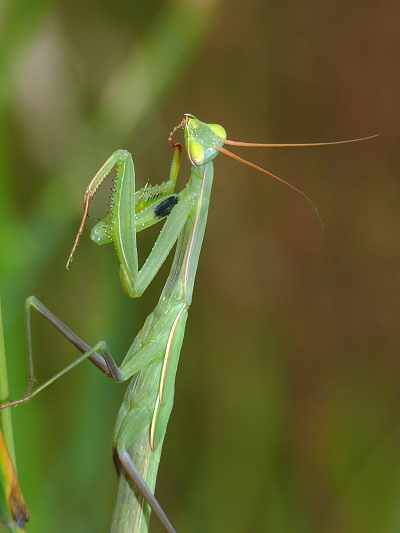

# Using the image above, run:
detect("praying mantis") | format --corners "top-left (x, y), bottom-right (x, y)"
top-left (0, 115), bottom-right (377, 532)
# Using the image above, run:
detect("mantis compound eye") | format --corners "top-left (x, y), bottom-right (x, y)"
top-left (184, 115), bottom-right (226, 166)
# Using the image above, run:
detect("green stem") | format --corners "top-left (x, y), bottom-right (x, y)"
top-left (0, 299), bottom-right (24, 533)
top-left (0, 299), bottom-right (16, 465)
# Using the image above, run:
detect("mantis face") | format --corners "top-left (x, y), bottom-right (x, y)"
top-left (184, 114), bottom-right (226, 166)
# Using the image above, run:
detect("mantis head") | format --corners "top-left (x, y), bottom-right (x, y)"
top-left (183, 114), bottom-right (226, 166)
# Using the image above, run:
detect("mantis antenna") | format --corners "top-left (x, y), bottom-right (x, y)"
top-left (219, 132), bottom-right (379, 230)
top-left (224, 133), bottom-right (379, 148)
top-left (218, 145), bottom-right (324, 230)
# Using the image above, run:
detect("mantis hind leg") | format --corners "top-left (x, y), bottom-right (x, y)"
top-left (114, 448), bottom-right (176, 533)
top-left (25, 296), bottom-right (123, 379)
top-left (113, 434), bottom-right (176, 533)
top-left (0, 296), bottom-right (124, 410)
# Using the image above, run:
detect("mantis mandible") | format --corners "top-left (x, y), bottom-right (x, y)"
top-left (0, 115), bottom-right (377, 532)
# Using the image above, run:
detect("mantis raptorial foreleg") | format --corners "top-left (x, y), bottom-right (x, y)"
top-left (0, 296), bottom-right (113, 409)
top-left (91, 150), bottom-right (192, 299)
top-left (66, 144), bottom-right (182, 268)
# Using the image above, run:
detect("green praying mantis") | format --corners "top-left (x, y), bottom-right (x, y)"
top-left (0, 115), bottom-right (377, 532)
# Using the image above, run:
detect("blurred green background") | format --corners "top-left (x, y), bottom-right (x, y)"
top-left (0, 1), bottom-right (397, 532)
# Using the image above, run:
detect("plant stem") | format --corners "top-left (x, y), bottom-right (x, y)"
top-left (0, 300), bottom-right (16, 465)
top-left (0, 299), bottom-right (26, 533)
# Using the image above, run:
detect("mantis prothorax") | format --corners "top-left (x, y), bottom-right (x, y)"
top-left (0, 115), bottom-right (377, 532)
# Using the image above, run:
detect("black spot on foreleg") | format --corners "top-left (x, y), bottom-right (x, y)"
top-left (154, 195), bottom-right (178, 218)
